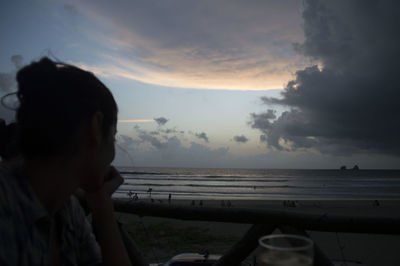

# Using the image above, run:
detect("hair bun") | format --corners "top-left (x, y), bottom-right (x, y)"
top-left (16, 57), bottom-right (58, 102)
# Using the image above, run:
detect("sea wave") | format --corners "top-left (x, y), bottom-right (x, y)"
top-left (115, 167), bottom-right (400, 200)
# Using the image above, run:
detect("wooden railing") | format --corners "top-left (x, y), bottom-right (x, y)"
top-left (113, 200), bottom-right (400, 266)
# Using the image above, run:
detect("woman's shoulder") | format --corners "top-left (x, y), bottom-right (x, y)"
top-left (0, 163), bottom-right (30, 209)
top-left (0, 163), bottom-right (20, 217)
top-left (0, 163), bottom-right (16, 190)
top-left (0, 163), bottom-right (23, 188)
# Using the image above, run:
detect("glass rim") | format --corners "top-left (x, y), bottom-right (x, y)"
top-left (258, 234), bottom-right (314, 252)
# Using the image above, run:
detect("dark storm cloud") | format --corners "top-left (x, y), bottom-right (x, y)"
top-left (195, 132), bottom-right (209, 143)
top-left (154, 117), bottom-right (168, 126)
top-left (251, 0), bottom-right (400, 156)
top-left (233, 135), bottom-right (249, 143)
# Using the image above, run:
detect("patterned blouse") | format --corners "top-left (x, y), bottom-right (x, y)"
top-left (0, 164), bottom-right (102, 265)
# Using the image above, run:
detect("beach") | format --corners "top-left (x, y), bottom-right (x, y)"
top-left (116, 199), bottom-right (400, 266)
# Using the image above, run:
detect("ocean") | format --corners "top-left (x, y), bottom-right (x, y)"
top-left (115, 167), bottom-right (400, 200)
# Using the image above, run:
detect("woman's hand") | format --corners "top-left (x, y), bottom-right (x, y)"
top-left (100, 166), bottom-right (124, 196)
top-left (80, 166), bottom-right (132, 266)
top-left (77, 166), bottom-right (124, 213)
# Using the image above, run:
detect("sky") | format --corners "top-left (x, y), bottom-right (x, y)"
top-left (1, 0), bottom-right (400, 169)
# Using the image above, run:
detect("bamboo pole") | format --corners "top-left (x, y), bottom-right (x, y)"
top-left (113, 200), bottom-right (400, 234)
top-left (213, 224), bottom-right (276, 266)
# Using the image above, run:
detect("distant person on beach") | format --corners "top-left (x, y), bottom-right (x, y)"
top-left (0, 57), bottom-right (132, 266)
top-left (147, 187), bottom-right (153, 198)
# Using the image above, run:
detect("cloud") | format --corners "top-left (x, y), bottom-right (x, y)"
top-left (195, 132), bottom-right (209, 143)
top-left (0, 55), bottom-right (23, 122)
top-left (0, 73), bottom-right (15, 94)
top-left (233, 135), bottom-right (249, 143)
top-left (159, 128), bottom-right (184, 135)
top-left (251, 0), bottom-right (400, 156)
top-left (116, 118), bottom-right (400, 169)
top-left (138, 131), bottom-right (168, 150)
top-left (64, 0), bottom-right (307, 90)
top-left (0, 55), bottom-right (22, 93)
top-left (115, 133), bottom-right (400, 169)
top-left (154, 117), bottom-right (168, 126)
top-left (132, 124), bottom-right (183, 150)
top-left (63, 3), bottom-right (79, 17)
top-left (121, 140), bottom-right (230, 168)
top-left (11, 55), bottom-right (23, 70)
top-left (115, 135), bottom-right (229, 168)
top-left (116, 126), bottom-right (230, 167)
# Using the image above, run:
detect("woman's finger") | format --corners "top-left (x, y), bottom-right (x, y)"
top-left (103, 169), bottom-right (124, 195)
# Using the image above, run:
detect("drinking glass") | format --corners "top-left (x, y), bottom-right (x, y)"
top-left (257, 234), bottom-right (314, 266)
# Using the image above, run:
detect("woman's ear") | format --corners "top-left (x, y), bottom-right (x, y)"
top-left (90, 111), bottom-right (104, 146)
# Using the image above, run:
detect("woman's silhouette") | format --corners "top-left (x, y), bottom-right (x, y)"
top-left (0, 57), bottom-right (132, 266)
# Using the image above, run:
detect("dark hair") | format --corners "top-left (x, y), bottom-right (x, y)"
top-left (16, 57), bottom-right (118, 159)
top-left (0, 120), bottom-right (19, 161)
